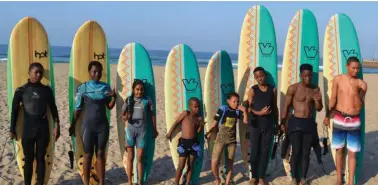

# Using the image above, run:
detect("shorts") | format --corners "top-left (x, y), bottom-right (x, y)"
top-left (177, 138), bottom-right (201, 157)
top-left (212, 141), bottom-right (236, 162)
top-left (331, 128), bottom-right (361, 152)
top-left (125, 125), bottom-right (146, 149)
top-left (333, 111), bottom-right (361, 130)
top-left (81, 128), bottom-right (109, 154)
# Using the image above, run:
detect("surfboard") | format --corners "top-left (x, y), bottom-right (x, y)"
top-left (7, 16), bottom-right (55, 185)
top-left (237, 5), bottom-right (277, 178)
top-left (68, 20), bottom-right (110, 185)
top-left (280, 9), bottom-right (320, 178)
top-left (204, 50), bottom-right (234, 181)
top-left (116, 42), bottom-right (156, 184)
top-left (323, 13), bottom-right (364, 185)
top-left (165, 44), bottom-right (204, 185)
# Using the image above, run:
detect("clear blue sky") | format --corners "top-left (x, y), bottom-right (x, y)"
top-left (0, 1), bottom-right (377, 58)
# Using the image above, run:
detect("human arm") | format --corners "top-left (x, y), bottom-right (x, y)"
top-left (148, 98), bottom-right (158, 138)
top-left (197, 116), bottom-right (205, 134)
top-left (273, 88), bottom-right (279, 125)
top-left (106, 86), bottom-right (117, 109)
top-left (238, 104), bottom-right (248, 124)
top-left (324, 77), bottom-right (339, 126)
top-left (359, 80), bottom-right (367, 104)
top-left (9, 88), bottom-right (23, 139)
top-left (313, 87), bottom-right (323, 112)
top-left (205, 108), bottom-right (224, 139)
top-left (247, 88), bottom-right (254, 113)
top-left (281, 85), bottom-right (295, 132)
top-left (166, 111), bottom-right (187, 140)
top-left (47, 87), bottom-right (61, 141)
top-left (69, 85), bottom-right (84, 137)
top-left (281, 85), bottom-right (295, 121)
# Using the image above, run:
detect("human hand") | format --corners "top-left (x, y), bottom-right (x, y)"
top-left (313, 92), bottom-right (322, 101)
top-left (69, 125), bottom-right (75, 137)
top-left (323, 117), bottom-right (330, 127)
top-left (258, 106), bottom-right (271, 116)
top-left (9, 132), bottom-right (16, 140)
top-left (53, 126), bottom-right (60, 141)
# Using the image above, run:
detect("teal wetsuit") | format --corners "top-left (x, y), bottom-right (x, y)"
top-left (75, 80), bottom-right (111, 154)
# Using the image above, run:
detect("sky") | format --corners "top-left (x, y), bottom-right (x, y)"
top-left (0, 1), bottom-right (377, 58)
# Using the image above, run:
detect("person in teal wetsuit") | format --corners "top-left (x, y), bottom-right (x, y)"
top-left (121, 79), bottom-right (158, 185)
top-left (69, 61), bottom-right (116, 185)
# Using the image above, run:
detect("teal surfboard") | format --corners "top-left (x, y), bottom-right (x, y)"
top-left (280, 9), bottom-right (320, 179)
top-left (237, 5), bottom-right (278, 178)
top-left (323, 13), bottom-right (364, 184)
top-left (165, 44), bottom-right (204, 184)
top-left (116, 42), bottom-right (156, 184)
top-left (204, 50), bottom-right (235, 181)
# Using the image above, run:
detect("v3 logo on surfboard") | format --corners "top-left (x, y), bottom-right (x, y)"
top-left (220, 83), bottom-right (234, 96)
top-left (134, 79), bottom-right (148, 84)
top-left (342, 49), bottom-right (359, 60)
top-left (182, 78), bottom-right (199, 92)
top-left (304, 46), bottom-right (318, 59)
top-left (258, 42), bottom-right (275, 57)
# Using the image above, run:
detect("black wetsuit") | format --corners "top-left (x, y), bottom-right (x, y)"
top-left (10, 80), bottom-right (59, 185)
top-left (249, 84), bottom-right (275, 179)
top-left (287, 116), bottom-right (317, 181)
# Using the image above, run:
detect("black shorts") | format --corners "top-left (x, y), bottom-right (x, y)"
top-left (177, 138), bottom-right (201, 157)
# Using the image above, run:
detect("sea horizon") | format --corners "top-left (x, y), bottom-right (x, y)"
top-left (1, 44), bottom-right (377, 73)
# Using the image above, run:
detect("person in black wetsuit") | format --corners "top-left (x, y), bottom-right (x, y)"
top-left (281, 64), bottom-right (323, 185)
top-left (9, 62), bottom-right (60, 185)
top-left (246, 67), bottom-right (278, 185)
top-left (69, 61), bottom-right (116, 185)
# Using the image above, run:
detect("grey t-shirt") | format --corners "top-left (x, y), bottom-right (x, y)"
top-left (122, 96), bottom-right (153, 128)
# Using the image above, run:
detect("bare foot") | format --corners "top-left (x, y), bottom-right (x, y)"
top-left (214, 177), bottom-right (221, 185)
top-left (249, 178), bottom-right (257, 185)
top-left (299, 179), bottom-right (308, 185)
top-left (258, 178), bottom-right (266, 185)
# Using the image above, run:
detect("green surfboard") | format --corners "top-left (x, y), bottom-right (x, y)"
top-left (165, 44), bottom-right (204, 184)
top-left (116, 42), bottom-right (156, 184)
top-left (237, 5), bottom-right (278, 178)
top-left (323, 13), bottom-right (364, 185)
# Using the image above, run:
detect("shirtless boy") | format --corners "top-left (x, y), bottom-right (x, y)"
top-left (166, 97), bottom-right (205, 185)
top-left (206, 92), bottom-right (248, 185)
top-left (281, 64), bottom-right (323, 185)
top-left (323, 57), bottom-right (367, 185)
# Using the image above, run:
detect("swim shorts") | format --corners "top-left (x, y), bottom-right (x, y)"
top-left (331, 111), bottom-right (361, 152)
top-left (177, 138), bottom-right (201, 157)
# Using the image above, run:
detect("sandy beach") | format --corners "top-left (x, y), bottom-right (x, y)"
top-left (0, 62), bottom-right (377, 185)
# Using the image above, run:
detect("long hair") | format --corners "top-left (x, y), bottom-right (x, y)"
top-left (127, 79), bottom-right (145, 120)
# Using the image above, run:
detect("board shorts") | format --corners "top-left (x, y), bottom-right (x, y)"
top-left (125, 124), bottom-right (146, 149)
top-left (331, 111), bottom-right (361, 152)
top-left (177, 138), bottom-right (201, 157)
top-left (212, 141), bottom-right (236, 162)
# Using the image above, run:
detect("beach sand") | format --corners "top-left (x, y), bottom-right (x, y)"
top-left (0, 63), bottom-right (377, 185)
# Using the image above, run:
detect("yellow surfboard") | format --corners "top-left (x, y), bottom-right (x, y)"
top-left (68, 20), bottom-right (110, 185)
top-left (7, 16), bottom-right (55, 185)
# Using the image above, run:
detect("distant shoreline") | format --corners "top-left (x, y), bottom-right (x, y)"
top-left (1, 59), bottom-right (378, 69)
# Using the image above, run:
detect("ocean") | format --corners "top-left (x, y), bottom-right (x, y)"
top-left (1, 44), bottom-right (378, 73)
